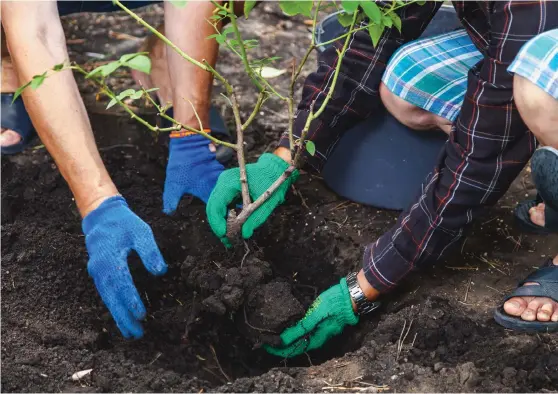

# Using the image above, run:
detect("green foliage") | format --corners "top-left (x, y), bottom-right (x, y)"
top-left (169, 0), bottom-right (187, 8)
top-left (341, 0), bottom-right (360, 13)
top-left (106, 87), bottom-right (159, 109)
top-left (278, 0), bottom-right (313, 17)
top-left (337, 12), bottom-right (355, 27)
top-left (359, 0), bottom-right (381, 24)
top-left (390, 12), bottom-right (402, 32)
top-left (86, 53), bottom-right (151, 79)
top-left (382, 13), bottom-right (393, 28)
top-left (244, 0), bottom-right (257, 18)
top-left (368, 22), bottom-right (384, 47)
top-left (125, 55), bottom-right (151, 74)
top-left (305, 140), bottom-right (316, 156)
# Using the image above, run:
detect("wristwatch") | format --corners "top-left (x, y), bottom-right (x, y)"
top-left (346, 272), bottom-right (381, 315)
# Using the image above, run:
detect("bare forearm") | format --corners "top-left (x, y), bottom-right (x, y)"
top-left (163, 1), bottom-right (220, 128)
top-left (2, 2), bottom-right (117, 216)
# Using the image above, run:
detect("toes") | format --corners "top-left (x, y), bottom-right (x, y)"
top-left (504, 296), bottom-right (527, 316)
top-left (536, 300), bottom-right (554, 322)
top-left (529, 207), bottom-right (545, 227)
top-left (551, 308), bottom-right (558, 322)
top-left (521, 298), bottom-right (543, 322)
top-left (0, 129), bottom-right (22, 147)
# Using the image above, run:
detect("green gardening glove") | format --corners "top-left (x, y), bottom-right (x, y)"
top-left (206, 153), bottom-right (299, 246)
top-left (264, 278), bottom-right (359, 358)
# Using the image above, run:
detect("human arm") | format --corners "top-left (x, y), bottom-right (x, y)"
top-left (207, 1), bottom-right (442, 243)
top-left (1, 1), bottom-right (167, 338)
top-left (360, 0), bottom-right (557, 294)
top-left (1, 0), bottom-right (118, 216)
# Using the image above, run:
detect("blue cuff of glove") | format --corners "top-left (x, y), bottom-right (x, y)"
top-left (82, 196), bottom-right (127, 234)
top-left (170, 133), bottom-right (213, 148)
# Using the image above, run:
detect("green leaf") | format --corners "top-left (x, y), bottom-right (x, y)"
top-left (337, 12), bottom-right (354, 27)
top-left (382, 14), bottom-right (392, 28)
top-left (341, 0), bottom-right (359, 13)
top-left (12, 81), bottom-right (32, 103)
top-left (390, 12), bottom-right (402, 32)
top-left (417, 0), bottom-right (426, 5)
top-left (30, 72), bottom-right (47, 90)
top-left (106, 88), bottom-right (139, 109)
top-left (124, 55), bottom-right (151, 74)
top-left (244, 0), bottom-right (257, 18)
top-left (257, 66), bottom-right (287, 79)
top-left (130, 90), bottom-right (144, 100)
top-left (106, 98), bottom-right (118, 109)
top-left (368, 22), bottom-right (384, 47)
top-left (102, 62), bottom-right (122, 77)
top-left (305, 140), bottom-right (316, 156)
top-left (169, 0), bottom-right (187, 7)
top-left (53, 63), bottom-right (65, 71)
top-left (119, 53), bottom-right (141, 63)
top-left (279, 0), bottom-right (313, 17)
top-left (359, 0), bottom-right (381, 24)
top-left (222, 26), bottom-right (235, 37)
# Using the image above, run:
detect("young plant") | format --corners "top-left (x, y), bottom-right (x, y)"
top-left (20, 0), bottom-right (422, 240)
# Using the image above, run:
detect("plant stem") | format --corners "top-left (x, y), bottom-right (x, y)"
top-left (230, 92), bottom-right (251, 207)
top-left (226, 165), bottom-right (297, 239)
top-left (228, 5), bottom-right (264, 92)
top-left (114, 0), bottom-right (216, 74)
top-left (287, 0), bottom-right (320, 157)
top-left (159, 113), bottom-right (237, 149)
top-left (242, 90), bottom-right (266, 131)
top-left (312, 11), bottom-right (358, 121)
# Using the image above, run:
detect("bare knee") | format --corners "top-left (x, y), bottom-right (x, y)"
top-left (514, 75), bottom-right (558, 148)
top-left (379, 83), bottom-right (452, 135)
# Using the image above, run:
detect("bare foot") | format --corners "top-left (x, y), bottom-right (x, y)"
top-left (503, 254), bottom-right (558, 323)
top-left (528, 202), bottom-right (546, 227)
top-left (0, 128), bottom-right (22, 147)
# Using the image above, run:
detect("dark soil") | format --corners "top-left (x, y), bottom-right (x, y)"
top-left (2, 4), bottom-right (557, 393)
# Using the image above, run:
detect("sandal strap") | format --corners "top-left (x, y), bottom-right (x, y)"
top-left (505, 261), bottom-right (558, 302)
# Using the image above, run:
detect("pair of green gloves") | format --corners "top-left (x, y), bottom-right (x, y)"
top-left (206, 154), bottom-right (358, 358)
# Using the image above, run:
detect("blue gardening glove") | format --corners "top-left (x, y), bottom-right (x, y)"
top-left (163, 133), bottom-right (224, 214)
top-left (83, 196), bottom-right (167, 339)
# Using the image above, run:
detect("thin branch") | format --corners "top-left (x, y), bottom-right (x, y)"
top-left (312, 11), bottom-right (359, 121)
top-left (227, 4), bottom-right (264, 92)
top-left (227, 165), bottom-right (297, 238)
top-left (159, 113), bottom-right (236, 149)
top-left (114, 0), bottom-right (211, 72)
top-left (242, 90), bottom-right (267, 131)
top-left (230, 92), bottom-right (251, 207)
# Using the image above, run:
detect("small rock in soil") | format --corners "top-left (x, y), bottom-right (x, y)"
top-left (458, 362), bottom-right (480, 389)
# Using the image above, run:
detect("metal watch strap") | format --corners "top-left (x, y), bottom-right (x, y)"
top-left (346, 272), bottom-right (381, 315)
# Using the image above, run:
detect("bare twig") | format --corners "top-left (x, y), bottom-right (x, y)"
top-left (241, 241), bottom-right (250, 268)
top-left (464, 278), bottom-right (472, 303)
top-left (226, 165), bottom-right (297, 238)
top-left (230, 92), bottom-right (251, 207)
top-left (209, 345), bottom-right (231, 383)
top-left (243, 307), bottom-right (279, 334)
